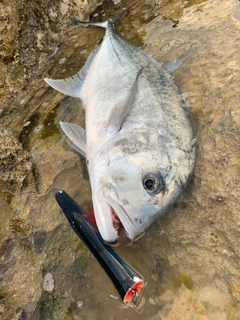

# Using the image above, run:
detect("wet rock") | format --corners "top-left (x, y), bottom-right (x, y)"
top-left (42, 272), bottom-right (54, 293)
top-left (33, 230), bottom-right (47, 253)
top-left (9, 217), bottom-right (31, 236)
top-left (0, 0), bottom-right (104, 130)
top-left (76, 300), bottom-right (83, 308)
top-left (230, 279), bottom-right (240, 302)
top-left (157, 289), bottom-right (175, 302)
top-left (0, 128), bottom-right (32, 193)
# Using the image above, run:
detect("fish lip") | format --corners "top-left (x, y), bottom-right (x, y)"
top-left (102, 196), bottom-right (140, 241)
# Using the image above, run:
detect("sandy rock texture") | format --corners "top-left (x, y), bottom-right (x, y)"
top-left (0, 128), bottom-right (31, 195)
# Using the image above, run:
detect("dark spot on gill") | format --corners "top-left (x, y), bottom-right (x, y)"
top-left (134, 218), bottom-right (142, 224)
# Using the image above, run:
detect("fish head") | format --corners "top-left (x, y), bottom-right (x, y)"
top-left (89, 129), bottom-right (195, 243)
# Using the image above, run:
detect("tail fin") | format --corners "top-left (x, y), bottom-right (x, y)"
top-left (73, 2), bottom-right (138, 29)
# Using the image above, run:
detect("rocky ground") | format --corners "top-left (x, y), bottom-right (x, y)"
top-left (0, 0), bottom-right (240, 319)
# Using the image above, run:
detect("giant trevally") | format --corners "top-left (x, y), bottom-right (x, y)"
top-left (44, 9), bottom-right (196, 243)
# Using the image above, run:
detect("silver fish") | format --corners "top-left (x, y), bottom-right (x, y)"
top-left (45, 10), bottom-right (196, 243)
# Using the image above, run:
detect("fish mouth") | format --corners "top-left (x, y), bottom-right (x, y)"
top-left (97, 195), bottom-right (140, 243)
top-left (106, 197), bottom-right (140, 241)
top-left (111, 206), bottom-right (124, 237)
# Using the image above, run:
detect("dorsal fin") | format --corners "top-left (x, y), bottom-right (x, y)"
top-left (44, 45), bottom-right (100, 99)
top-left (60, 122), bottom-right (86, 157)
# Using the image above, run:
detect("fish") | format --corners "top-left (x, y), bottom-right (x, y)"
top-left (45, 8), bottom-right (196, 243)
top-left (55, 190), bottom-right (144, 310)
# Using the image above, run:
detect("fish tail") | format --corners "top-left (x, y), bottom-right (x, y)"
top-left (73, 2), bottom-right (138, 29)
top-left (73, 19), bottom-right (108, 29)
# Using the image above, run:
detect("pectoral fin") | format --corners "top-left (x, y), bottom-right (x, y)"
top-left (105, 68), bottom-right (143, 134)
top-left (60, 122), bottom-right (86, 157)
top-left (162, 47), bottom-right (193, 74)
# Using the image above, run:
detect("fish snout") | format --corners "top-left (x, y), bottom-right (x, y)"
top-left (93, 186), bottom-right (141, 243)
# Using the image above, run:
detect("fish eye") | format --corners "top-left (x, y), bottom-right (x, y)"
top-left (143, 173), bottom-right (165, 195)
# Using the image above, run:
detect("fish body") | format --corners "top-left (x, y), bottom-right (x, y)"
top-left (45, 13), bottom-right (195, 243)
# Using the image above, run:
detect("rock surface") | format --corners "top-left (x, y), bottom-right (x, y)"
top-left (0, 0), bottom-right (240, 319)
top-left (0, 129), bottom-right (32, 192)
